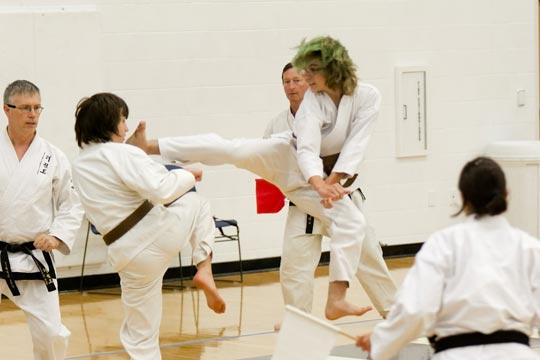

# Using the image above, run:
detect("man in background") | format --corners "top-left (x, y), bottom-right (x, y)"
top-left (263, 62), bottom-right (308, 137)
top-left (263, 63), bottom-right (328, 322)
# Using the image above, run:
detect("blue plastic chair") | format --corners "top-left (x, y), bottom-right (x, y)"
top-left (165, 164), bottom-right (243, 286)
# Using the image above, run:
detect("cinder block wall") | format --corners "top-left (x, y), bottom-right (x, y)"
top-left (0, 0), bottom-right (537, 277)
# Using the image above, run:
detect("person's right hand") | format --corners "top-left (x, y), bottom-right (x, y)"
top-left (309, 175), bottom-right (350, 208)
top-left (356, 333), bottom-right (372, 352)
top-left (316, 182), bottom-right (350, 200)
top-left (316, 182), bottom-right (351, 209)
top-left (34, 233), bottom-right (62, 252)
top-left (185, 167), bottom-right (203, 182)
top-left (318, 183), bottom-right (351, 208)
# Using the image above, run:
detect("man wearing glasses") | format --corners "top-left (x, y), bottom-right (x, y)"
top-left (0, 80), bottom-right (83, 359)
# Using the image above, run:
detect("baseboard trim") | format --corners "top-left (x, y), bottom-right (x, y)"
top-left (59, 242), bottom-right (423, 292)
top-left (382, 242), bottom-right (423, 258)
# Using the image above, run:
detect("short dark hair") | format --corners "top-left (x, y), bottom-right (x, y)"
top-left (455, 156), bottom-right (507, 218)
top-left (281, 62), bottom-right (293, 80)
top-left (74, 93), bottom-right (129, 148)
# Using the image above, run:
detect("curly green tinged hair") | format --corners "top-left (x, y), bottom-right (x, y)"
top-left (292, 36), bottom-right (358, 96)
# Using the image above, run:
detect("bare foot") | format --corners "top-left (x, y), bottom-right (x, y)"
top-left (193, 270), bottom-right (226, 314)
top-left (273, 323), bottom-right (281, 331)
top-left (126, 120), bottom-right (149, 152)
top-left (325, 301), bottom-right (372, 320)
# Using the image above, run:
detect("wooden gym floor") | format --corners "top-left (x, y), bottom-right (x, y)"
top-left (0, 257), bottom-right (414, 360)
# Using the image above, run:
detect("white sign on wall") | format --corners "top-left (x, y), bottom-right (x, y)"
top-left (395, 66), bottom-right (427, 158)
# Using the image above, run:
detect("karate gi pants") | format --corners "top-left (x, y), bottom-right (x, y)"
top-left (280, 190), bottom-right (396, 317)
top-left (117, 192), bottom-right (214, 360)
top-left (0, 278), bottom-right (70, 360)
top-left (160, 133), bottom-right (363, 283)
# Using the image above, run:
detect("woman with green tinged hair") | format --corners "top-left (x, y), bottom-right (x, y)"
top-left (293, 36), bottom-right (358, 96)
top-left (276, 35), bottom-right (397, 321)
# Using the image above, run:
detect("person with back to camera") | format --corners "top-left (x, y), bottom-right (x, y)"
top-left (71, 92), bottom-right (225, 360)
top-left (356, 156), bottom-right (540, 360)
top-left (0, 80), bottom-right (83, 360)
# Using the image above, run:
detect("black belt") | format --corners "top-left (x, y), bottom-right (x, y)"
top-left (431, 330), bottom-right (529, 354)
top-left (0, 241), bottom-right (56, 296)
top-left (289, 188), bottom-right (366, 234)
top-left (357, 187), bottom-right (366, 201)
top-left (103, 200), bottom-right (154, 245)
top-left (288, 202), bottom-right (315, 234)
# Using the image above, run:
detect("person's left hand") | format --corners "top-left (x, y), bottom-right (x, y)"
top-left (320, 197), bottom-right (334, 209)
top-left (356, 332), bottom-right (372, 352)
top-left (33, 234), bottom-right (61, 252)
top-left (325, 172), bottom-right (347, 185)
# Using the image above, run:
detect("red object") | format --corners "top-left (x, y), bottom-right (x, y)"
top-left (255, 179), bottom-right (286, 214)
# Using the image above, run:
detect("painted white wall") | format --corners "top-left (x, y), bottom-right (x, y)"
top-left (0, 0), bottom-right (537, 278)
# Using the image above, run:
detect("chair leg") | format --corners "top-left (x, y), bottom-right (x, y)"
top-left (79, 223), bottom-right (122, 296)
top-left (79, 222), bottom-right (91, 293)
top-left (236, 232), bottom-right (243, 283)
top-left (213, 225), bottom-right (243, 283)
top-left (178, 252), bottom-right (184, 288)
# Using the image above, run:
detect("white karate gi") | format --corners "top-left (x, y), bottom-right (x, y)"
top-left (0, 129), bottom-right (83, 360)
top-left (294, 84), bottom-right (380, 182)
top-left (72, 142), bottom-right (215, 360)
top-left (284, 84), bottom-right (396, 315)
top-left (264, 108), bottom-right (326, 312)
top-left (370, 215), bottom-right (540, 360)
top-left (159, 132), bottom-right (361, 284)
top-left (263, 109), bottom-right (295, 139)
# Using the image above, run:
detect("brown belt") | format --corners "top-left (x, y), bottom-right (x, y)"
top-left (321, 153), bottom-right (357, 188)
top-left (103, 200), bottom-right (154, 245)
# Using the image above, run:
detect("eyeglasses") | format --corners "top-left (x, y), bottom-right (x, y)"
top-left (6, 104), bottom-right (44, 114)
top-left (301, 66), bottom-right (322, 76)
